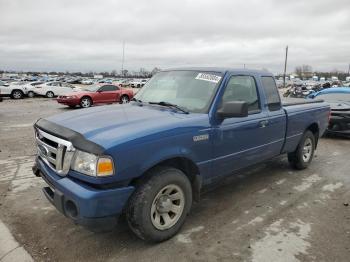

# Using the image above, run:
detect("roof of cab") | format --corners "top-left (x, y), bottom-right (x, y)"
top-left (162, 67), bottom-right (273, 76)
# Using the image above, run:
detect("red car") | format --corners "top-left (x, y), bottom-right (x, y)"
top-left (57, 84), bottom-right (134, 108)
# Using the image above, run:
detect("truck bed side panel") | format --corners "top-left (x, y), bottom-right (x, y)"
top-left (282, 102), bottom-right (329, 153)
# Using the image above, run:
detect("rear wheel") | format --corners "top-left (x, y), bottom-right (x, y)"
top-left (80, 97), bottom-right (92, 108)
top-left (120, 95), bottom-right (129, 104)
top-left (288, 130), bottom-right (315, 170)
top-left (11, 90), bottom-right (24, 99)
top-left (126, 167), bottom-right (192, 242)
top-left (46, 91), bottom-right (54, 98)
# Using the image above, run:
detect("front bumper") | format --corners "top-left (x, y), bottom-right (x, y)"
top-left (327, 113), bottom-right (350, 137)
top-left (56, 97), bottom-right (80, 106)
top-left (34, 157), bottom-right (135, 231)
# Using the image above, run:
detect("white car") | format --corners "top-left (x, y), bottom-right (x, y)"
top-left (23, 81), bottom-right (45, 97)
top-left (34, 82), bottom-right (79, 98)
top-left (81, 79), bottom-right (94, 85)
top-left (130, 79), bottom-right (149, 88)
top-left (0, 81), bottom-right (28, 99)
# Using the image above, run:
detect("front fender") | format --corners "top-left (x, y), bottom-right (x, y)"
top-left (139, 147), bottom-right (197, 175)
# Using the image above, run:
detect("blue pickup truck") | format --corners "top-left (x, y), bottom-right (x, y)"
top-left (33, 68), bottom-right (330, 242)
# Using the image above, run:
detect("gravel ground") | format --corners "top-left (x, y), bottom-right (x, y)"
top-left (0, 97), bottom-right (349, 262)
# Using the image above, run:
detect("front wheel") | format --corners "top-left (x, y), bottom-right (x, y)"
top-left (80, 97), bottom-right (92, 108)
top-left (126, 167), bottom-right (192, 242)
top-left (288, 130), bottom-right (315, 170)
top-left (27, 91), bottom-right (35, 98)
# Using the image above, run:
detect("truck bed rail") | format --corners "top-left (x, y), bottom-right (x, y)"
top-left (282, 98), bottom-right (324, 107)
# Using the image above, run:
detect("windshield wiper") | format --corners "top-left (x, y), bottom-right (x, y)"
top-left (148, 101), bottom-right (189, 114)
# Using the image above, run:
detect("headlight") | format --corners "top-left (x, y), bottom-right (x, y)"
top-left (71, 150), bottom-right (114, 177)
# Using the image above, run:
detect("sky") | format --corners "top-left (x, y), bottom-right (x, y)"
top-left (0, 0), bottom-right (349, 74)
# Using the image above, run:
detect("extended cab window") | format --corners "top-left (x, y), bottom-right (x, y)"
top-left (261, 76), bottom-right (281, 111)
top-left (222, 75), bottom-right (260, 113)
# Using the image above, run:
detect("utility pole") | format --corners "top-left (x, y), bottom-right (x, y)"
top-left (121, 41), bottom-right (125, 77)
top-left (283, 45), bottom-right (288, 88)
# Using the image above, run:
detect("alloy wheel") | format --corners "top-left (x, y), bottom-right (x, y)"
top-left (81, 98), bottom-right (91, 108)
top-left (13, 91), bottom-right (22, 99)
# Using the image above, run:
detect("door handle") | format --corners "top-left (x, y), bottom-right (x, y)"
top-left (259, 120), bottom-right (269, 128)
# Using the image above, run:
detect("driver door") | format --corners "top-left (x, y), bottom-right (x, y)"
top-left (211, 74), bottom-right (271, 177)
top-left (95, 85), bottom-right (118, 103)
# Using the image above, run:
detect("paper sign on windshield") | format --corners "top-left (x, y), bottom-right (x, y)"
top-left (195, 73), bottom-right (222, 83)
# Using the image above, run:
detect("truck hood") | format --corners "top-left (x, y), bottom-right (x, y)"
top-left (46, 103), bottom-right (206, 150)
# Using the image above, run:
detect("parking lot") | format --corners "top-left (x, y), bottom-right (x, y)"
top-left (0, 98), bottom-right (349, 261)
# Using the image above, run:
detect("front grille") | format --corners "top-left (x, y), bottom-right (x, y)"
top-left (35, 128), bottom-right (75, 176)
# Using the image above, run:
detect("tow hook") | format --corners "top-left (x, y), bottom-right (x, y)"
top-left (32, 164), bottom-right (41, 177)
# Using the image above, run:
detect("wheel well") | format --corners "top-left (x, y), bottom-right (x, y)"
top-left (11, 89), bottom-right (23, 94)
top-left (130, 157), bottom-right (202, 201)
top-left (306, 123), bottom-right (319, 147)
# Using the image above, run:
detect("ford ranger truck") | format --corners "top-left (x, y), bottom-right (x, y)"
top-left (32, 68), bottom-right (330, 242)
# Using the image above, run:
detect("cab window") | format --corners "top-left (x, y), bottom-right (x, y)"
top-left (222, 75), bottom-right (260, 113)
top-left (261, 76), bottom-right (281, 111)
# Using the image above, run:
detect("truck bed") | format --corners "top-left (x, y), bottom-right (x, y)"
top-left (282, 98), bottom-right (324, 107)
top-left (281, 98), bottom-right (330, 154)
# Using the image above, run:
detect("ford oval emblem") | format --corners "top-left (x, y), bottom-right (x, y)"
top-left (38, 144), bottom-right (49, 157)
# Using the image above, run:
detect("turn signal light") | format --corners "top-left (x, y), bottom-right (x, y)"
top-left (97, 157), bottom-right (114, 176)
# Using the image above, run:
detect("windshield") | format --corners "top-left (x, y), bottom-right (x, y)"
top-left (134, 71), bottom-right (223, 113)
top-left (84, 85), bottom-right (100, 92)
top-left (317, 93), bottom-right (350, 103)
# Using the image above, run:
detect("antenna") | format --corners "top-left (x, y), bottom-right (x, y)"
top-left (283, 45), bottom-right (288, 88)
top-left (121, 41), bottom-right (125, 76)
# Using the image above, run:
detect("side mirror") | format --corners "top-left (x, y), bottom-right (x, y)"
top-left (217, 101), bottom-right (248, 118)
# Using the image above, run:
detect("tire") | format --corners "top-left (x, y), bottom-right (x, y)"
top-left (126, 167), bottom-right (192, 242)
top-left (46, 91), bottom-right (54, 98)
top-left (11, 90), bottom-right (24, 99)
top-left (80, 96), bottom-right (92, 108)
top-left (288, 130), bottom-right (315, 170)
top-left (120, 95), bottom-right (129, 104)
top-left (27, 91), bottom-right (35, 98)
